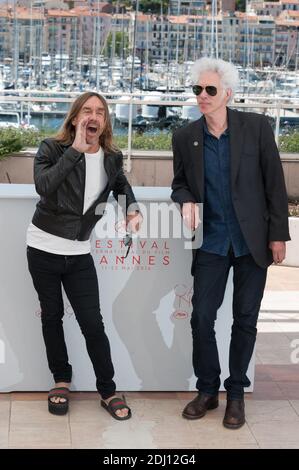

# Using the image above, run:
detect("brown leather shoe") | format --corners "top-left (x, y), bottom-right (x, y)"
top-left (223, 399), bottom-right (245, 429)
top-left (182, 392), bottom-right (219, 420)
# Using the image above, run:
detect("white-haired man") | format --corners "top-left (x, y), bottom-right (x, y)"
top-left (171, 57), bottom-right (290, 429)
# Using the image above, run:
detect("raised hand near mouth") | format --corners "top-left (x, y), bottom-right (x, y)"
top-left (72, 117), bottom-right (91, 153)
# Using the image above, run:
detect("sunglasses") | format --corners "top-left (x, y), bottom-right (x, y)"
top-left (192, 85), bottom-right (218, 97)
top-left (123, 233), bottom-right (132, 259)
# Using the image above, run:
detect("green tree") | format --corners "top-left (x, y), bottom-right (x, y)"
top-left (139, 0), bottom-right (169, 13)
top-left (235, 0), bottom-right (246, 12)
top-left (0, 129), bottom-right (22, 159)
top-left (111, 1), bottom-right (169, 14)
top-left (106, 31), bottom-right (129, 56)
top-left (280, 131), bottom-right (299, 153)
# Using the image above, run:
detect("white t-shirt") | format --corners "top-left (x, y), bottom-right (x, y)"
top-left (27, 147), bottom-right (108, 255)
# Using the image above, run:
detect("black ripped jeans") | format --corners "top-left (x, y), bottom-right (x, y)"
top-left (27, 246), bottom-right (116, 400)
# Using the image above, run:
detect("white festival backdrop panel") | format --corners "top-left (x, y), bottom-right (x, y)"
top-left (0, 185), bottom-right (254, 392)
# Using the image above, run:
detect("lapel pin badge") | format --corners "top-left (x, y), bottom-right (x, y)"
top-left (193, 141), bottom-right (199, 146)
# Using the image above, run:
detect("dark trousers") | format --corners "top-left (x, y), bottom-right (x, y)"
top-left (27, 246), bottom-right (116, 400)
top-left (191, 248), bottom-right (267, 399)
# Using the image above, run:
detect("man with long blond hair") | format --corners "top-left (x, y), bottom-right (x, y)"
top-left (26, 92), bottom-right (141, 420)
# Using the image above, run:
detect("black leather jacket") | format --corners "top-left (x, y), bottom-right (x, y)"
top-left (32, 138), bottom-right (138, 241)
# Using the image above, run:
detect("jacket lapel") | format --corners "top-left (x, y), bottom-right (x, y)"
top-left (227, 107), bottom-right (245, 188)
top-left (86, 151), bottom-right (116, 214)
top-left (188, 117), bottom-right (204, 201)
top-left (103, 151), bottom-right (118, 180)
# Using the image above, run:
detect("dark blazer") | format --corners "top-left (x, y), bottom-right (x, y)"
top-left (171, 107), bottom-right (290, 270)
top-left (32, 138), bottom-right (137, 241)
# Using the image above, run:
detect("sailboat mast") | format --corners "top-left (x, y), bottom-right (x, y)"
top-left (130, 0), bottom-right (139, 93)
top-left (175, 0), bottom-right (181, 64)
top-left (13, 0), bottom-right (19, 84)
top-left (96, 0), bottom-right (100, 90)
top-left (211, 0), bottom-right (218, 58)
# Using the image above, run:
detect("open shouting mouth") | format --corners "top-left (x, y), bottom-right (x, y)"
top-left (86, 124), bottom-right (99, 134)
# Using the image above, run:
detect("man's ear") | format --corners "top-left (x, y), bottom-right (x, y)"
top-left (71, 117), bottom-right (77, 126)
top-left (226, 89), bottom-right (232, 100)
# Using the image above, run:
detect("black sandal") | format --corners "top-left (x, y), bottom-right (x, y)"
top-left (48, 387), bottom-right (70, 416)
top-left (101, 395), bottom-right (132, 421)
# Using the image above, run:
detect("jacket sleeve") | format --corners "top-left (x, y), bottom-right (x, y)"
top-left (112, 152), bottom-right (139, 214)
top-left (34, 140), bottom-right (82, 197)
top-left (260, 115), bottom-right (290, 241)
top-left (171, 131), bottom-right (197, 206)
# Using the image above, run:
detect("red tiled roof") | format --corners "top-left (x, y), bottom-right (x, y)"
top-left (47, 9), bottom-right (77, 18)
top-left (0, 9), bottom-right (10, 18)
top-left (12, 7), bottom-right (44, 20)
top-left (168, 15), bottom-right (189, 24)
top-left (276, 19), bottom-right (299, 25)
top-left (280, 10), bottom-right (299, 16)
top-left (69, 7), bottom-right (111, 17)
top-left (235, 12), bottom-right (258, 21)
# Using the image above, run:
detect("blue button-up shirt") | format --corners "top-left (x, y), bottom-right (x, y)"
top-left (200, 120), bottom-right (250, 257)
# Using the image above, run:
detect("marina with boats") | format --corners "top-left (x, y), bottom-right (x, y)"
top-left (0, 1), bottom-right (298, 137)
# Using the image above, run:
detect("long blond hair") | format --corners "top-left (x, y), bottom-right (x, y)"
top-left (55, 92), bottom-right (119, 153)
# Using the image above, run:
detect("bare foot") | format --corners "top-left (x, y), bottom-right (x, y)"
top-left (49, 382), bottom-right (70, 404)
top-left (102, 395), bottom-right (129, 418)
